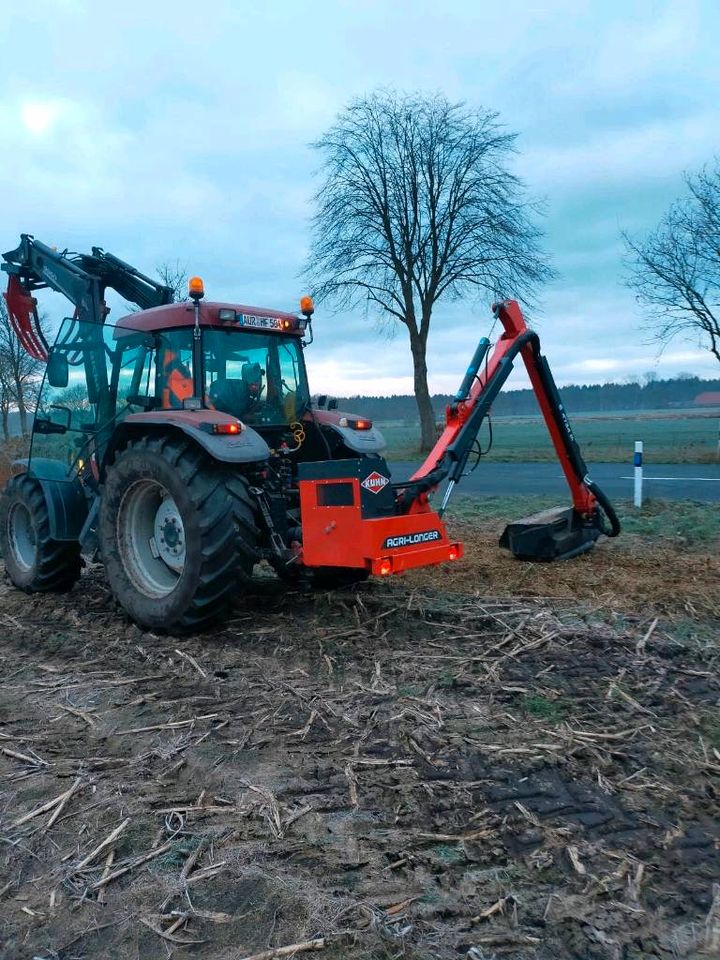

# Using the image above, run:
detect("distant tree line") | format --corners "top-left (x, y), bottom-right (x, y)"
top-left (334, 374), bottom-right (720, 422)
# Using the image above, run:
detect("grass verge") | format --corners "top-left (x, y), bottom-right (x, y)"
top-left (444, 494), bottom-right (720, 546)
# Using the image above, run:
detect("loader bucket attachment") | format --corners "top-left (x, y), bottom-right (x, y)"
top-left (4, 275), bottom-right (48, 361)
top-left (499, 506), bottom-right (600, 562)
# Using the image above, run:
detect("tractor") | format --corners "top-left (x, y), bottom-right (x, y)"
top-left (0, 235), bottom-right (619, 632)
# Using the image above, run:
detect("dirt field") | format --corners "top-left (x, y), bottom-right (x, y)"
top-left (1, 519), bottom-right (719, 959)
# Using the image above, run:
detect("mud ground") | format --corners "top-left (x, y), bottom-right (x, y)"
top-left (0, 523), bottom-right (718, 960)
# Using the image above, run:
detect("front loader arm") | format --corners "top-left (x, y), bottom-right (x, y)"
top-left (2, 235), bottom-right (174, 427)
top-left (3, 236), bottom-right (104, 320)
top-left (397, 300), bottom-right (619, 555)
top-left (86, 247), bottom-right (174, 311)
top-left (2, 235), bottom-right (173, 329)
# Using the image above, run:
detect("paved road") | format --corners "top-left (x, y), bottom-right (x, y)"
top-left (389, 461), bottom-right (720, 502)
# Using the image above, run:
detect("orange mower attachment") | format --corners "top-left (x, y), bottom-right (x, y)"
top-left (298, 458), bottom-right (462, 577)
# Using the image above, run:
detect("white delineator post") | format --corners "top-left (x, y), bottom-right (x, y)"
top-left (633, 440), bottom-right (643, 508)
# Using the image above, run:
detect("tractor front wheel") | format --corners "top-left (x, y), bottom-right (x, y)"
top-left (0, 474), bottom-right (83, 593)
top-left (100, 437), bottom-right (258, 632)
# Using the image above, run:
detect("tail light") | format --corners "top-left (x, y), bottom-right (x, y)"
top-left (205, 421), bottom-right (242, 435)
top-left (339, 417), bottom-right (373, 431)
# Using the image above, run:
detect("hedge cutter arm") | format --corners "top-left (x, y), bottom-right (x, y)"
top-left (397, 300), bottom-right (620, 560)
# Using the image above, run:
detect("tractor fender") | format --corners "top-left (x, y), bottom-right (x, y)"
top-left (308, 407), bottom-right (386, 454)
top-left (105, 416), bottom-right (271, 472)
top-left (326, 423), bottom-right (386, 454)
top-left (12, 459), bottom-right (88, 542)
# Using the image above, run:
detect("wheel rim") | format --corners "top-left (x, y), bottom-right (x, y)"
top-left (117, 479), bottom-right (186, 599)
top-left (8, 502), bottom-right (37, 572)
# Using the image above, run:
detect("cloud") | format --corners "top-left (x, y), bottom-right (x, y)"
top-left (19, 100), bottom-right (68, 137)
top-left (520, 110), bottom-right (720, 192)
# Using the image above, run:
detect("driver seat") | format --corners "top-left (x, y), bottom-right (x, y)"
top-left (208, 378), bottom-right (250, 418)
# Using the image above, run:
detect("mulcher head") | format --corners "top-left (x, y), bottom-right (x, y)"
top-left (499, 507), bottom-right (601, 561)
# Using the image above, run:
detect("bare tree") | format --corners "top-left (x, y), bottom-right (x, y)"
top-left (53, 383), bottom-right (91, 411)
top-left (0, 297), bottom-right (44, 438)
top-left (123, 261), bottom-right (188, 314)
top-left (0, 353), bottom-right (12, 441)
top-left (624, 161), bottom-right (720, 364)
top-left (305, 90), bottom-right (553, 450)
top-left (157, 260), bottom-right (189, 302)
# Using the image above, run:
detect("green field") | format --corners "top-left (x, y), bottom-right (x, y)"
top-left (378, 410), bottom-right (720, 463)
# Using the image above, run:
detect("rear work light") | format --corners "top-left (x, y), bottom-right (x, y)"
top-left (211, 421), bottom-right (242, 435)
top-left (338, 417), bottom-right (373, 430)
top-left (218, 308), bottom-right (236, 322)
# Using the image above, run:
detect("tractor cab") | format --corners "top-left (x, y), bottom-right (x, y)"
top-left (138, 323), bottom-right (311, 426)
top-left (28, 300), bottom-right (314, 483)
top-left (113, 300), bottom-right (312, 430)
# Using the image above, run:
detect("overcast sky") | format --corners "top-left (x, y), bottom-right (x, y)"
top-left (2, 0), bottom-right (719, 395)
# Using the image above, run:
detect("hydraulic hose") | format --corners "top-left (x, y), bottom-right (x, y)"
top-left (584, 478), bottom-right (621, 538)
top-left (398, 318), bottom-right (622, 546)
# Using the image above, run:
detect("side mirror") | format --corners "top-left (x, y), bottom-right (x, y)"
top-left (49, 405), bottom-right (72, 430)
top-left (47, 351), bottom-right (69, 389)
top-left (34, 418), bottom-right (68, 436)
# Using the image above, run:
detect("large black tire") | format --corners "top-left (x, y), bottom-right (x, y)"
top-left (0, 474), bottom-right (82, 593)
top-left (225, 474), bottom-right (262, 583)
top-left (99, 437), bottom-right (258, 633)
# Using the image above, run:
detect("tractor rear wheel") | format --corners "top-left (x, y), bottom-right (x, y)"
top-left (99, 437), bottom-right (258, 633)
top-left (0, 474), bottom-right (82, 593)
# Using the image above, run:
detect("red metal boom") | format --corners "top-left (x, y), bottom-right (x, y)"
top-left (410, 300), bottom-right (598, 517)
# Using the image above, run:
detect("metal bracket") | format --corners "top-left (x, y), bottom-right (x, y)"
top-left (249, 486), bottom-right (292, 559)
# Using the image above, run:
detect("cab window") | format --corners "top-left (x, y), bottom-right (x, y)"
top-left (203, 329), bottom-right (308, 425)
top-left (155, 330), bottom-right (194, 409)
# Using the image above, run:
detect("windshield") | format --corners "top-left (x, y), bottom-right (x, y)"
top-left (203, 329), bottom-right (309, 426)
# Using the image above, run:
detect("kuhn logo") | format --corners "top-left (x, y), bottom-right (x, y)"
top-left (361, 471), bottom-right (390, 494)
top-left (383, 530), bottom-right (441, 549)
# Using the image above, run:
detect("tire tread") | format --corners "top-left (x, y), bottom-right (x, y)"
top-left (102, 438), bottom-right (259, 632)
top-left (0, 474), bottom-right (82, 593)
